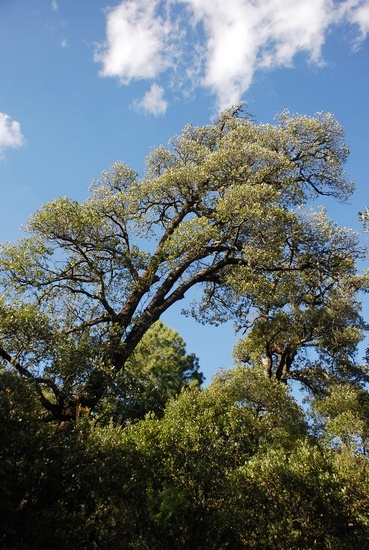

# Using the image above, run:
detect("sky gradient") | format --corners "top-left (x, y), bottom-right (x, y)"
top-left (1, 0), bottom-right (369, 382)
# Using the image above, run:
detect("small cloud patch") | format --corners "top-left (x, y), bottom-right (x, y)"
top-left (0, 113), bottom-right (26, 159)
top-left (133, 84), bottom-right (168, 116)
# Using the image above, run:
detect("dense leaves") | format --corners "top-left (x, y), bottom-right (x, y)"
top-left (97, 320), bottom-right (203, 424)
top-left (1, 366), bottom-right (369, 549)
top-left (0, 106), bottom-right (364, 420)
top-left (232, 208), bottom-right (367, 387)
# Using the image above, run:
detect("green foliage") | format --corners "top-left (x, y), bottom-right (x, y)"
top-left (227, 441), bottom-right (368, 549)
top-left (2, 365), bottom-right (369, 549)
top-left (0, 106), bottom-right (363, 420)
top-left (129, 367), bottom-right (369, 548)
top-left (231, 207), bottom-right (366, 387)
top-left (97, 320), bottom-right (203, 423)
top-left (312, 382), bottom-right (369, 453)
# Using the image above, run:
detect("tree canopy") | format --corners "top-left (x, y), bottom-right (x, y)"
top-left (0, 106), bottom-right (366, 423)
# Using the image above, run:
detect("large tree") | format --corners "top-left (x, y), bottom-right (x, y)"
top-left (0, 106), bottom-right (364, 422)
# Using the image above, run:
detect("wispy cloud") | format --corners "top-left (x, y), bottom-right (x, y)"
top-left (95, 0), bottom-right (369, 112)
top-left (51, 0), bottom-right (58, 12)
top-left (133, 83), bottom-right (168, 115)
top-left (0, 113), bottom-right (26, 159)
top-left (336, 0), bottom-right (369, 40)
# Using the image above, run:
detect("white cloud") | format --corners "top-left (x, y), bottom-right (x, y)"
top-left (182, 0), bottom-right (334, 110)
top-left (133, 83), bottom-right (168, 115)
top-left (95, 0), bottom-right (172, 83)
top-left (0, 113), bottom-right (26, 159)
top-left (51, 0), bottom-right (58, 12)
top-left (95, 0), bottom-right (369, 111)
top-left (355, 3), bottom-right (369, 35)
top-left (335, 0), bottom-right (369, 39)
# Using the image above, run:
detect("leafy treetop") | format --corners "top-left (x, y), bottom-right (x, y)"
top-left (0, 106), bottom-right (364, 422)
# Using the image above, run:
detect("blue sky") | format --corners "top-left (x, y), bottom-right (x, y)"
top-left (1, 0), bottom-right (369, 383)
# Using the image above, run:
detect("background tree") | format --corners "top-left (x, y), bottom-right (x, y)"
top-left (0, 106), bottom-right (363, 422)
top-left (97, 320), bottom-right (203, 424)
top-left (129, 366), bottom-right (369, 549)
